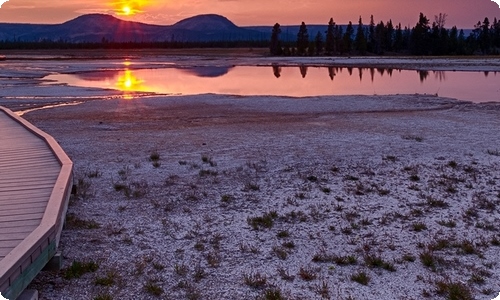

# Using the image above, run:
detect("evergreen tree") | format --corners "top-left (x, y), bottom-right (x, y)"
top-left (336, 25), bottom-right (344, 54)
top-left (296, 22), bottom-right (309, 56)
top-left (410, 12), bottom-right (431, 55)
top-left (308, 41), bottom-right (316, 56)
top-left (449, 26), bottom-right (458, 54)
top-left (479, 17), bottom-right (491, 54)
top-left (368, 15), bottom-right (376, 53)
top-left (385, 20), bottom-right (394, 51)
top-left (374, 21), bottom-right (386, 54)
top-left (325, 18), bottom-right (335, 55)
top-left (315, 31), bottom-right (324, 55)
top-left (270, 23), bottom-right (283, 55)
top-left (492, 18), bottom-right (500, 49)
top-left (343, 21), bottom-right (354, 53)
top-left (394, 23), bottom-right (404, 52)
top-left (354, 17), bottom-right (367, 54)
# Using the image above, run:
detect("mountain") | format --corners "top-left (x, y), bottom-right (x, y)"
top-left (0, 14), bottom-right (266, 43)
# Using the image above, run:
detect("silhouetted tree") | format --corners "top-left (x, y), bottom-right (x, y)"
top-left (394, 23), bottom-right (404, 52)
top-left (296, 22), bottom-right (309, 56)
top-left (385, 20), bottom-right (394, 51)
top-left (308, 41), bottom-right (316, 56)
top-left (368, 15), bottom-right (376, 53)
top-left (410, 12), bottom-right (430, 55)
top-left (315, 31), bottom-right (324, 55)
top-left (479, 17), bottom-right (491, 54)
top-left (325, 18), bottom-right (335, 55)
top-left (354, 17), bottom-right (367, 54)
top-left (449, 26), bottom-right (458, 54)
top-left (270, 23), bottom-right (283, 55)
top-left (343, 21), bottom-right (354, 53)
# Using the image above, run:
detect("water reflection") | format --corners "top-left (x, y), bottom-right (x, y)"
top-left (180, 66), bottom-right (233, 78)
top-left (45, 64), bottom-right (499, 103)
top-left (116, 70), bottom-right (145, 91)
top-left (272, 65), bottom-right (281, 78)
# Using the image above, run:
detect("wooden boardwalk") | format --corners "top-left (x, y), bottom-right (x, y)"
top-left (0, 107), bottom-right (73, 300)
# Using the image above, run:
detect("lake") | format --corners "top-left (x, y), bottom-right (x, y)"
top-left (44, 65), bottom-right (500, 103)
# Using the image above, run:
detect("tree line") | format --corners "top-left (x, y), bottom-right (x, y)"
top-left (0, 39), bottom-right (269, 50)
top-left (270, 13), bottom-right (500, 56)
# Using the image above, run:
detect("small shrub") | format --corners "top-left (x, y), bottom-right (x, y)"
top-left (277, 230), bottom-right (290, 238)
top-left (174, 263), bottom-right (189, 276)
top-left (258, 288), bottom-right (284, 300)
top-left (307, 175), bottom-right (318, 182)
top-left (94, 270), bottom-right (117, 286)
top-left (86, 169), bottom-right (102, 178)
top-left (486, 149), bottom-right (500, 156)
top-left (298, 266), bottom-right (317, 281)
top-left (144, 280), bottom-right (163, 296)
top-left (149, 151), bottom-right (160, 161)
top-left (420, 250), bottom-right (436, 271)
top-left (64, 260), bottom-right (99, 279)
top-left (94, 293), bottom-right (113, 300)
top-left (437, 219), bottom-right (457, 228)
top-left (351, 271), bottom-right (370, 285)
top-left (247, 211), bottom-right (278, 230)
top-left (272, 246), bottom-right (288, 260)
top-left (364, 254), bottom-right (396, 271)
top-left (409, 174), bottom-right (420, 182)
top-left (277, 267), bottom-right (295, 281)
top-left (426, 197), bottom-right (449, 208)
top-left (412, 222), bottom-right (427, 232)
top-left (243, 272), bottom-right (267, 288)
top-left (435, 279), bottom-right (473, 300)
top-left (402, 254), bottom-right (416, 262)
top-left (243, 182), bottom-right (260, 191)
top-left (221, 194), bottom-right (232, 203)
top-left (384, 155), bottom-right (397, 162)
top-left (65, 214), bottom-right (100, 229)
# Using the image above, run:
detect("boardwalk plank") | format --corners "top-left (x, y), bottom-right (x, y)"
top-left (0, 233), bottom-right (31, 242)
top-left (0, 219), bottom-right (41, 229)
top-left (0, 107), bottom-right (73, 299)
top-left (0, 206), bottom-right (46, 217)
top-left (0, 212), bottom-right (42, 223)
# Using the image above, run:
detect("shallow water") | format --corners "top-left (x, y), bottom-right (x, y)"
top-left (44, 65), bottom-right (500, 103)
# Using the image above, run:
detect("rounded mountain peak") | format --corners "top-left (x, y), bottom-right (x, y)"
top-left (62, 14), bottom-right (123, 26)
top-left (172, 14), bottom-right (239, 31)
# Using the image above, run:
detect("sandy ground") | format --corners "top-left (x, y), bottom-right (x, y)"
top-left (1, 54), bottom-right (500, 299)
top-left (16, 93), bottom-right (500, 300)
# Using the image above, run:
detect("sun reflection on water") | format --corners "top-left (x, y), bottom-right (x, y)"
top-left (115, 69), bottom-right (145, 99)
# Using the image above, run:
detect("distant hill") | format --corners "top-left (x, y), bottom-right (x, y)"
top-left (0, 14), bottom-right (266, 43)
top-left (0, 14), bottom-right (474, 44)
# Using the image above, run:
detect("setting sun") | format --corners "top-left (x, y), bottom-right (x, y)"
top-left (114, 0), bottom-right (148, 16)
top-left (122, 6), bottom-right (132, 15)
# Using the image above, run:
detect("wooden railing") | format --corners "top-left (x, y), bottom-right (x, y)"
top-left (0, 107), bottom-right (73, 300)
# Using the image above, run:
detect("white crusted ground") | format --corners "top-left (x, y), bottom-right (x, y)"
top-left (0, 54), bottom-right (499, 300)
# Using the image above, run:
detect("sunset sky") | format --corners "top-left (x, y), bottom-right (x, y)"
top-left (0, 0), bottom-right (499, 29)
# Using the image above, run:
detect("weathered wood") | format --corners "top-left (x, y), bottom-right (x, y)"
top-left (3, 241), bottom-right (56, 300)
top-left (0, 106), bottom-right (73, 300)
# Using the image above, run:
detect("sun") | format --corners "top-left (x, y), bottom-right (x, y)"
top-left (122, 6), bottom-right (132, 15)
top-left (114, 1), bottom-right (148, 16)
